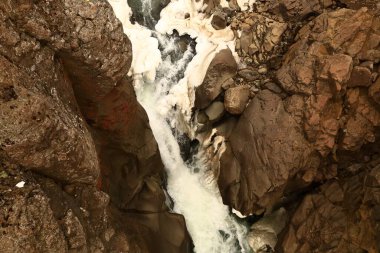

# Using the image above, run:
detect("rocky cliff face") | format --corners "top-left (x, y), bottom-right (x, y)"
top-left (0, 1), bottom-right (191, 252)
top-left (194, 1), bottom-right (380, 252)
top-left (1, 0), bottom-right (379, 253)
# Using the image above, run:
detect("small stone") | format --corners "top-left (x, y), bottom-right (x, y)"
top-left (222, 78), bottom-right (235, 90)
top-left (264, 82), bottom-right (282, 94)
top-left (15, 181), bottom-right (25, 188)
top-left (224, 86), bottom-right (250, 114)
top-left (258, 66), bottom-right (268, 74)
top-left (346, 66), bottom-right (372, 87)
top-left (197, 111), bottom-right (209, 124)
top-left (238, 68), bottom-right (259, 81)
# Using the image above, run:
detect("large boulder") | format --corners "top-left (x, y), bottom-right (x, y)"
top-left (218, 90), bottom-right (319, 215)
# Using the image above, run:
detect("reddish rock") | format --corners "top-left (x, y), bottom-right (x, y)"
top-left (347, 66), bottom-right (373, 87)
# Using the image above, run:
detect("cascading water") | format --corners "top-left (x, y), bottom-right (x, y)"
top-left (108, 0), bottom-right (252, 252)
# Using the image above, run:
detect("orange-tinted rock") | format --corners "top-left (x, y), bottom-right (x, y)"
top-left (369, 77), bottom-right (380, 104)
top-left (281, 164), bottom-right (380, 253)
top-left (347, 66), bottom-right (373, 87)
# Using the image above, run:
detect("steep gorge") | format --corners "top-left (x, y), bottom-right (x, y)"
top-left (0, 0), bottom-right (380, 253)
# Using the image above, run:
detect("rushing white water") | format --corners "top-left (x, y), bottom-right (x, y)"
top-left (108, 0), bottom-right (251, 252)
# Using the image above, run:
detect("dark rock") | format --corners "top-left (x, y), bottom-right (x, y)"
top-left (347, 66), bottom-right (373, 87)
top-left (211, 11), bottom-right (227, 30)
top-left (0, 1), bottom-right (191, 252)
top-left (218, 90), bottom-right (319, 214)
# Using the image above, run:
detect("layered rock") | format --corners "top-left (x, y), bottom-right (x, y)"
top-left (0, 1), bottom-right (191, 252)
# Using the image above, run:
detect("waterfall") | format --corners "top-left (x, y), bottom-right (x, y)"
top-left (108, 0), bottom-right (251, 252)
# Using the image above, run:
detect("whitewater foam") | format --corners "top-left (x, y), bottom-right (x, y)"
top-left (107, 0), bottom-right (251, 252)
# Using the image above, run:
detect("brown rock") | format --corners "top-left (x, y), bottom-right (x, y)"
top-left (195, 49), bottom-right (237, 109)
top-left (218, 90), bottom-right (319, 214)
top-left (224, 85), bottom-right (250, 114)
top-left (205, 101), bottom-right (225, 121)
top-left (0, 1), bottom-right (192, 252)
top-left (347, 66), bottom-right (373, 87)
top-left (277, 0), bottom-right (333, 19)
top-left (281, 165), bottom-right (380, 253)
top-left (277, 7), bottom-right (380, 155)
top-left (211, 11), bottom-right (227, 30)
top-left (369, 77), bottom-right (380, 104)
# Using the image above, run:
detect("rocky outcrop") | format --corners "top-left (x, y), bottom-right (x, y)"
top-left (277, 7), bottom-right (380, 155)
top-left (219, 90), bottom-right (319, 215)
top-left (218, 6), bottom-right (380, 219)
top-left (0, 1), bottom-right (191, 252)
top-left (280, 159), bottom-right (380, 253)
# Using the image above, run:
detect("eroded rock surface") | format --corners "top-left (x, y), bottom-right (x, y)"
top-left (218, 5), bottom-right (380, 225)
top-left (281, 161), bottom-right (380, 253)
top-left (0, 1), bottom-right (191, 252)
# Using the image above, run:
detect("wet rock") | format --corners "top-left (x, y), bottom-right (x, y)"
top-left (195, 49), bottom-right (237, 109)
top-left (224, 85), bottom-right (250, 114)
top-left (248, 208), bottom-right (287, 253)
top-left (205, 101), bottom-right (225, 121)
top-left (218, 90), bottom-right (319, 214)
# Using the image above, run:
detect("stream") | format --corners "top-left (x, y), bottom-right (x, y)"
top-left (108, 0), bottom-right (251, 252)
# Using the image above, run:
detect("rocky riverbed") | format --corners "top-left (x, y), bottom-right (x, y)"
top-left (0, 0), bottom-right (379, 253)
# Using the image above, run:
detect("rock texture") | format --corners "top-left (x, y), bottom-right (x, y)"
top-left (0, 1), bottom-right (191, 252)
top-left (195, 49), bottom-right (237, 109)
top-left (281, 160), bottom-right (380, 253)
top-left (218, 1), bottom-right (380, 228)
top-left (219, 90), bottom-right (319, 214)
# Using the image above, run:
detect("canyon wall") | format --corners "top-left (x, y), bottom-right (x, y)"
top-left (0, 1), bottom-right (191, 252)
